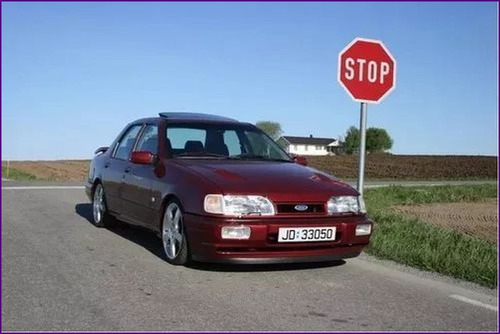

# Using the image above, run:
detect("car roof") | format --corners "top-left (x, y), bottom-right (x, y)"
top-left (158, 112), bottom-right (239, 123)
top-left (131, 117), bottom-right (162, 125)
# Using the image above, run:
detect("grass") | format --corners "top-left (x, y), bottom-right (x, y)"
top-left (364, 184), bottom-right (498, 288)
top-left (1, 167), bottom-right (39, 181)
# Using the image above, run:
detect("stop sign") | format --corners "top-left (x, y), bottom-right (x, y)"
top-left (338, 37), bottom-right (396, 103)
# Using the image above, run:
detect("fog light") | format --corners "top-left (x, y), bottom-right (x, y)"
top-left (221, 225), bottom-right (251, 239)
top-left (356, 224), bottom-right (372, 236)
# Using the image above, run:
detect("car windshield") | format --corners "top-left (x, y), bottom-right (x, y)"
top-left (166, 122), bottom-right (292, 162)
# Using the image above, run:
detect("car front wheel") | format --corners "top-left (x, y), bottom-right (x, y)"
top-left (162, 200), bottom-right (190, 265)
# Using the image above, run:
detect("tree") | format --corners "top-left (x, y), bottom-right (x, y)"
top-left (343, 126), bottom-right (360, 154)
top-left (256, 121), bottom-right (283, 140)
top-left (343, 126), bottom-right (393, 154)
top-left (366, 127), bottom-right (393, 153)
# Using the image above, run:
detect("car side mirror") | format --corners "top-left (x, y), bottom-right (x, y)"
top-left (130, 151), bottom-right (155, 165)
top-left (293, 155), bottom-right (308, 166)
top-left (94, 146), bottom-right (109, 155)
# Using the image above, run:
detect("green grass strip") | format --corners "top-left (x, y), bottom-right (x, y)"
top-left (1, 167), bottom-right (38, 181)
top-left (364, 184), bottom-right (498, 288)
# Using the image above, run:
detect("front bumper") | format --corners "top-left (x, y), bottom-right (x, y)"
top-left (185, 214), bottom-right (373, 264)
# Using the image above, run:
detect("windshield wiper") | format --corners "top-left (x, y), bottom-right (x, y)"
top-left (228, 154), bottom-right (292, 162)
top-left (174, 152), bottom-right (228, 159)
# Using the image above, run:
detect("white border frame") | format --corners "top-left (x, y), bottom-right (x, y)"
top-left (337, 37), bottom-right (397, 104)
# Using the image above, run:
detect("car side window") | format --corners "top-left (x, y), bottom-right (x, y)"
top-left (135, 125), bottom-right (158, 155)
top-left (245, 130), bottom-right (282, 157)
top-left (113, 125), bottom-right (142, 160)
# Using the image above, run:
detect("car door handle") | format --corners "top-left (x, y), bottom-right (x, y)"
top-left (124, 166), bottom-right (131, 173)
top-left (104, 162), bottom-right (110, 168)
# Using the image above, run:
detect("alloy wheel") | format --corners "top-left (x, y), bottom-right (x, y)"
top-left (93, 184), bottom-right (105, 224)
top-left (162, 202), bottom-right (184, 260)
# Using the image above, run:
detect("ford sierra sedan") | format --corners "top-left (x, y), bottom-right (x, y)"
top-left (85, 112), bottom-right (373, 265)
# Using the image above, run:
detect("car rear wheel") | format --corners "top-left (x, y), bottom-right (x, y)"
top-left (92, 183), bottom-right (113, 227)
top-left (162, 200), bottom-right (190, 265)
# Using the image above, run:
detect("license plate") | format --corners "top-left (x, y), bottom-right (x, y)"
top-left (277, 227), bottom-right (336, 243)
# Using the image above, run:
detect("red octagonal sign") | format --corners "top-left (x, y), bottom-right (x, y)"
top-left (338, 37), bottom-right (396, 104)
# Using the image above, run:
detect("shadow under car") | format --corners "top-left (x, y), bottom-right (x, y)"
top-left (75, 203), bottom-right (346, 272)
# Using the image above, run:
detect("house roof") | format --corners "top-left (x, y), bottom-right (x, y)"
top-left (281, 136), bottom-right (337, 146)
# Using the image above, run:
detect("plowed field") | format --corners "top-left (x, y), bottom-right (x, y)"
top-left (393, 199), bottom-right (498, 244)
top-left (307, 154), bottom-right (497, 180)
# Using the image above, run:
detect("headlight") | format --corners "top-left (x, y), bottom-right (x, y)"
top-left (327, 196), bottom-right (366, 214)
top-left (204, 194), bottom-right (275, 216)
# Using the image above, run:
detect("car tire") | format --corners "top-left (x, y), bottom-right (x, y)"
top-left (161, 200), bottom-right (190, 265)
top-left (92, 183), bottom-right (114, 227)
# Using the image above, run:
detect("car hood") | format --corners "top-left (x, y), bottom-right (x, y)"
top-left (172, 159), bottom-right (358, 202)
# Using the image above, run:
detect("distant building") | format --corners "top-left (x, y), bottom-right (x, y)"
top-left (277, 135), bottom-right (342, 156)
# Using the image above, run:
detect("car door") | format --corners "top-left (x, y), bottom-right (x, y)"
top-left (120, 124), bottom-right (158, 226)
top-left (102, 124), bottom-right (143, 216)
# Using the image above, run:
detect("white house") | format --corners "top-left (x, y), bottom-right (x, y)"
top-left (277, 135), bottom-right (341, 156)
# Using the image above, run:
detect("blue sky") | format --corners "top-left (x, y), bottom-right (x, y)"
top-left (1, 2), bottom-right (497, 160)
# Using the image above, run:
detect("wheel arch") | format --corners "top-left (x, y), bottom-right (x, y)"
top-left (91, 177), bottom-right (102, 196)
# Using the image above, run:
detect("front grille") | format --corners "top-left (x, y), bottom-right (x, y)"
top-left (276, 204), bottom-right (325, 214)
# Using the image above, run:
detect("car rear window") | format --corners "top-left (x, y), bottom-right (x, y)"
top-left (168, 128), bottom-right (206, 150)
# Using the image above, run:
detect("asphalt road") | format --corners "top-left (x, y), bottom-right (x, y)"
top-left (2, 182), bottom-right (498, 331)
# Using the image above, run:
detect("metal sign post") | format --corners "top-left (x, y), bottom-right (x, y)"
top-left (337, 37), bottom-right (396, 196)
top-left (357, 103), bottom-right (367, 195)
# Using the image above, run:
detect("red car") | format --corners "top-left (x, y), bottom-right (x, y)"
top-left (85, 112), bottom-right (373, 265)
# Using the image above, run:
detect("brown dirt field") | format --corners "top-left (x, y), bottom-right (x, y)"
top-left (393, 199), bottom-right (498, 244)
top-left (1, 154), bottom-right (497, 181)
top-left (307, 154), bottom-right (497, 180)
top-left (2, 160), bottom-right (90, 181)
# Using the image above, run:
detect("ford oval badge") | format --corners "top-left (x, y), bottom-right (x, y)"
top-left (294, 204), bottom-right (309, 212)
